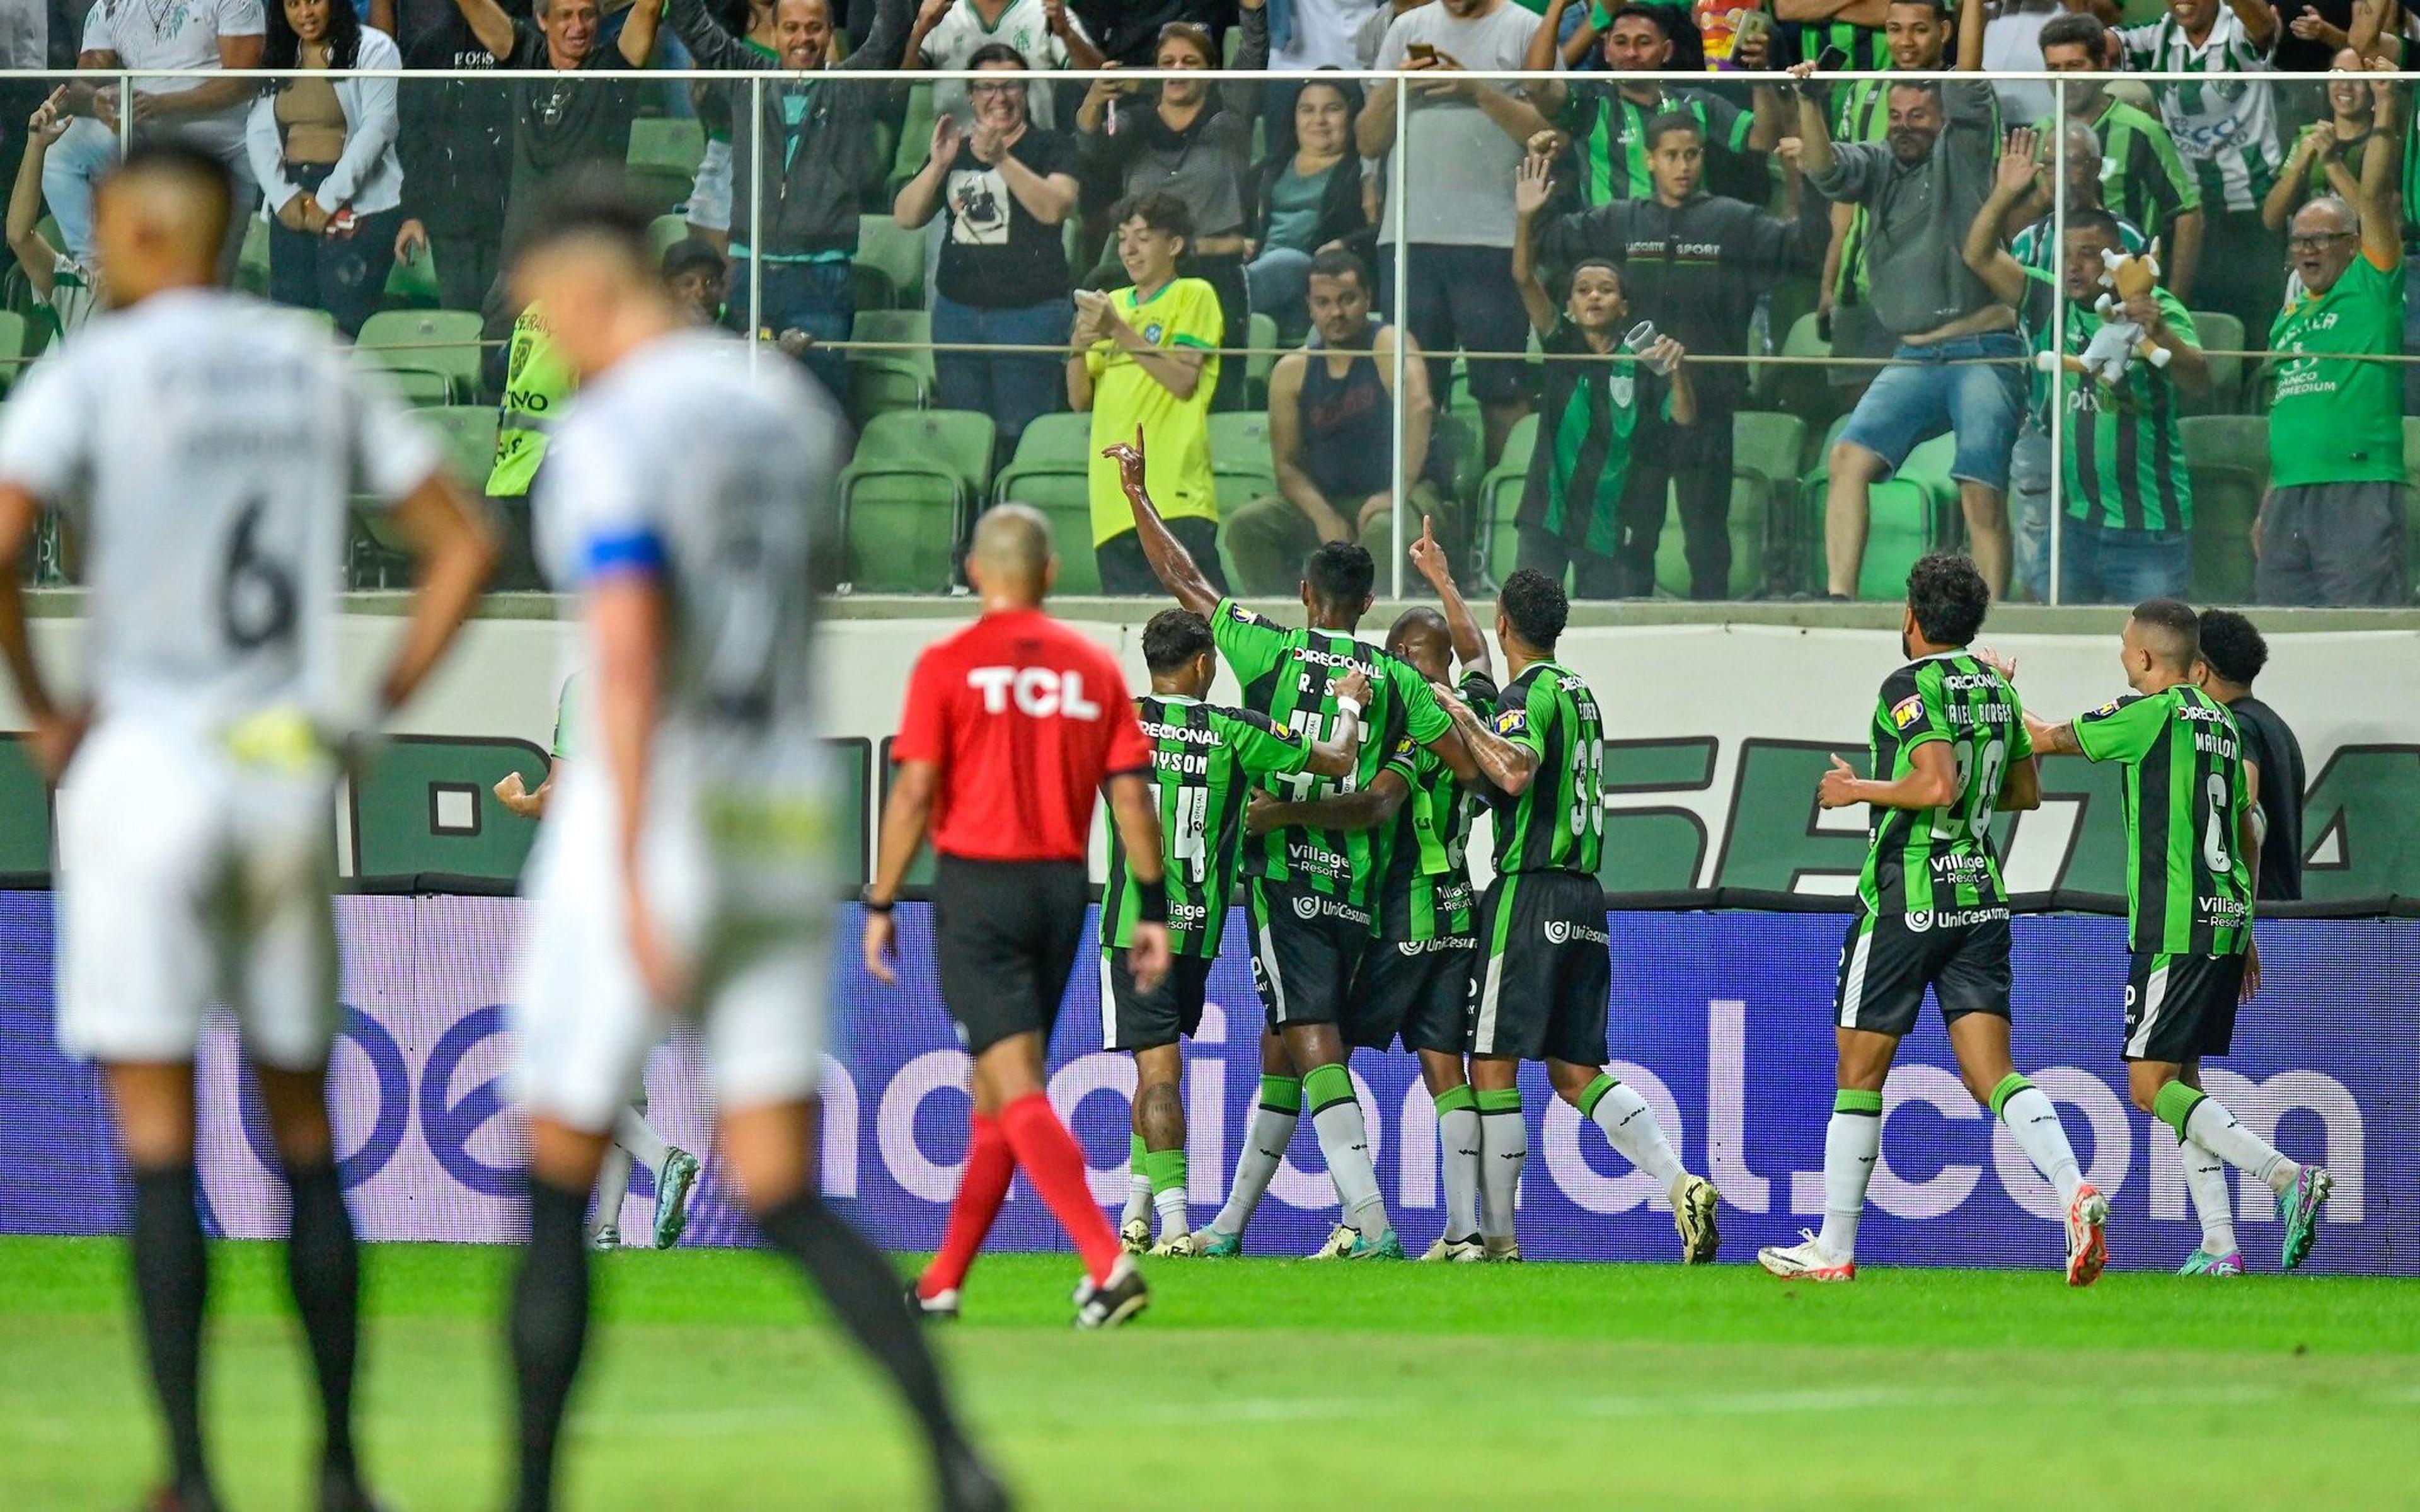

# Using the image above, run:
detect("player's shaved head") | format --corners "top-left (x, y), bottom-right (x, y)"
top-left (1387, 605), bottom-right (1452, 684)
top-left (93, 139), bottom-right (233, 304)
top-left (967, 504), bottom-right (1056, 606)
top-left (2128, 597), bottom-right (2200, 673)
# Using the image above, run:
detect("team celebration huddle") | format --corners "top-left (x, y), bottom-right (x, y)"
top-left (0, 93), bottom-right (2353, 1512)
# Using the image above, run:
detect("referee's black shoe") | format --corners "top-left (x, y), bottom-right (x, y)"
top-left (938, 1441), bottom-right (1013, 1512)
top-left (1073, 1256), bottom-right (1150, 1330)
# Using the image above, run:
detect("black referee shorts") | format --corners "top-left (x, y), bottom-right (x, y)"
top-left (933, 856), bottom-right (1089, 1057)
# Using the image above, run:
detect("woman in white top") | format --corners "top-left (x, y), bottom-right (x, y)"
top-left (246, 0), bottom-right (405, 336)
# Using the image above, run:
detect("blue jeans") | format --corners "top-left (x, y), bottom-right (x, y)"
top-left (729, 257), bottom-right (853, 404)
top-left (1838, 330), bottom-right (2027, 494)
top-left (931, 293), bottom-right (1072, 450)
top-left (267, 163), bottom-right (401, 337)
top-left (2058, 515), bottom-right (2189, 604)
top-left (1245, 246), bottom-right (1314, 332)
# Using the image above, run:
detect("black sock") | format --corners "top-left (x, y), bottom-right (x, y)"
top-left (130, 1162), bottom-right (212, 1498)
top-left (282, 1158), bottom-right (360, 1483)
top-left (754, 1193), bottom-right (976, 1477)
top-left (509, 1177), bottom-right (592, 1512)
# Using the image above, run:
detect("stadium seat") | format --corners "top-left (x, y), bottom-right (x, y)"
top-left (1477, 413), bottom-right (1539, 587)
top-left (1243, 311), bottom-right (1280, 409)
top-left (0, 311), bottom-right (26, 396)
top-left (364, 361), bottom-right (452, 408)
top-left (2180, 414), bottom-right (2266, 603)
top-left (2182, 309), bottom-right (2244, 416)
top-left (856, 214), bottom-right (927, 311)
top-left (890, 82), bottom-right (936, 191)
top-left (991, 411), bottom-right (1098, 591)
top-left (846, 308), bottom-right (934, 425)
top-left (648, 212), bottom-right (691, 261)
top-left (628, 117), bottom-right (706, 179)
top-left (1760, 311), bottom-right (1845, 438)
top-left (1804, 417), bottom-right (1954, 601)
top-left (1428, 408), bottom-right (1482, 509)
top-left (413, 404), bottom-right (502, 489)
top-left (1651, 411), bottom-right (1806, 598)
top-left (358, 309), bottom-right (485, 402)
top-left (1209, 410), bottom-right (1277, 517)
top-left (839, 408), bottom-right (996, 593)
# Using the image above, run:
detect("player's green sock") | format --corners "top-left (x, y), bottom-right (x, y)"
top-left (1304, 1063), bottom-right (1389, 1240)
top-left (1987, 1074), bottom-right (2083, 1207)
top-left (1818, 1087), bottom-right (1882, 1260)
top-left (2154, 1080), bottom-right (2299, 1195)
top-left (1577, 1073), bottom-right (1685, 1200)
top-left (1434, 1085), bottom-right (1481, 1244)
top-left (1475, 1087), bottom-right (1525, 1244)
top-left (1213, 1075), bottom-right (1301, 1237)
top-left (1122, 1134), bottom-right (1151, 1230)
top-left (1142, 1147), bottom-right (1188, 1242)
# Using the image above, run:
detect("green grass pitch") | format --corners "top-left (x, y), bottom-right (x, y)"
top-left (4, 1236), bottom-right (2416, 1509)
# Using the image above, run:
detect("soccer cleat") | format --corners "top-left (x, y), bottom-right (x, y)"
top-left (1419, 1234), bottom-right (1485, 1263)
top-left (1119, 1216), bottom-right (1151, 1256)
top-left (1150, 1231), bottom-right (1203, 1258)
top-left (588, 1224), bottom-right (620, 1252)
top-left (653, 1147), bottom-right (700, 1250)
top-left (317, 1470), bottom-right (388, 1512)
top-left (906, 1278), bottom-right (960, 1322)
top-left (937, 1441), bottom-right (1013, 1512)
top-left (1756, 1230), bottom-right (1855, 1281)
top-left (2278, 1166), bottom-right (2334, 1272)
top-left (1307, 1223), bottom-right (1356, 1260)
top-left (1345, 1227), bottom-right (1403, 1260)
top-left (1073, 1256), bottom-right (1150, 1330)
top-left (1674, 1175), bottom-right (1722, 1264)
top-left (2178, 1247), bottom-right (2246, 1277)
top-left (1482, 1235), bottom-right (1523, 1263)
top-left (1189, 1226), bottom-right (1241, 1257)
top-left (2064, 1183), bottom-right (2111, 1288)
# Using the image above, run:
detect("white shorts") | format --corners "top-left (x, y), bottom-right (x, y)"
top-left (55, 718), bottom-right (339, 1070)
top-left (512, 762), bottom-right (833, 1133)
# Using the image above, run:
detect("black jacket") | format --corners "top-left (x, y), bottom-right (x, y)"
top-left (667, 0), bottom-right (909, 258)
top-left (1539, 186), bottom-right (1829, 407)
top-left (396, 15), bottom-right (510, 241)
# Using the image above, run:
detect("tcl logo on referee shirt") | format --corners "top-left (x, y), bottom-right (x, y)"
top-left (965, 667), bottom-right (1105, 719)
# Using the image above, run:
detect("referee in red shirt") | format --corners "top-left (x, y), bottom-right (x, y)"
top-left (867, 504), bottom-right (1172, 1330)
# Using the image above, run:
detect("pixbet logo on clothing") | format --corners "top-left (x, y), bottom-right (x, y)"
top-left (965, 667), bottom-right (1103, 719)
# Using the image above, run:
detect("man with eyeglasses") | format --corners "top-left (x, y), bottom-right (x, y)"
top-left (2261, 64), bottom-right (2409, 606)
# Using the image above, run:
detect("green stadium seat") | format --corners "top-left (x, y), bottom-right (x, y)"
top-left (2182, 309), bottom-right (2244, 416)
top-left (847, 308), bottom-right (934, 424)
top-left (365, 362), bottom-right (452, 408)
top-left (358, 309), bottom-right (485, 402)
top-left (1647, 411), bottom-right (1806, 599)
top-left (413, 404), bottom-right (502, 489)
top-left (1760, 311), bottom-right (1845, 438)
top-left (1209, 410), bottom-right (1276, 517)
top-left (1804, 417), bottom-right (1954, 601)
top-left (1244, 311), bottom-right (1280, 409)
top-left (856, 214), bottom-right (927, 311)
top-left (839, 409), bottom-right (996, 592)
top-left (1428, 408), bottom-right (1482, 509)
top-left (0, 311), bottom-right (27, 396)
top-left (628, 117), bottom-right (706, 177)
top-left (891, 82), bottom-right (936, 190)
top-left (991, 412), bottom-right (1098, 592)
top-left (1477, 413), bottom-right (1539, 587)
top-left (2180, 414), bottom-right (2267, 603)
top-left (649, 212), bottom-right (691, 261)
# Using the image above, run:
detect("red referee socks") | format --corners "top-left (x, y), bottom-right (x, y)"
top-left (922, 1113), bottom-right (1013, 1298)
top-left (999, 1093), bottom-right (1124, 1284)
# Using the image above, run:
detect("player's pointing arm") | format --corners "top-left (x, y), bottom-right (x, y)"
top-left (1105, 426), bottom-right (1221, 617)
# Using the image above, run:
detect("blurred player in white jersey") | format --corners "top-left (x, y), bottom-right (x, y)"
top-left (494, 670), bottom-right (703, 1251)
top-left (0, 141), bottom-right (495, 1512)
top-left (502, 181), bottom-right (1006, 1512)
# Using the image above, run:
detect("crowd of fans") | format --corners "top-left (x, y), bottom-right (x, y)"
top-left (1, 0), bottom-right (2415, 605)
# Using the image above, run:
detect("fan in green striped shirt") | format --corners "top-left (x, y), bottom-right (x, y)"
top-left (2025, 597), bottom-right (2334, 1275)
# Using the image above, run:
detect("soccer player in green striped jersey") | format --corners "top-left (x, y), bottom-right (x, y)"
top-left (1223, 520), bottom-right (1499, 1262)
top-left (2025, 598), bottom-right (2333, 1274)
top-left (1109, 430), bottom-right (1476, 1260)
top-left (1103, 610), bottom-right (1369, 1257)
top-left (1433, 568), bottom-right (1720, 1264)
top-left (1755, 555), bottom-right (2111, 1288)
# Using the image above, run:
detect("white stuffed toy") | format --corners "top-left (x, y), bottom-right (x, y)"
top-left (2035, 241), bottom-right (2172, 389)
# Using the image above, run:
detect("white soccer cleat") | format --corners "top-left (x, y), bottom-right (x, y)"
top-left (1481, 1234), bottom-right (1523, 1263)
top-left (1674, 1175), bottom-right (1722, 1264)
top-left (1150, 1231), bottom-right (1204, 1258)
top-left (1307, 1224), bottom-right (1356, 1260)
top-left (1418, 1234), bottom-right (1485, 1263)
top-left (1119, 1217), bottom-right (1151, 1256)
top-left (1758, 1230), bottom-right (1855, 1281)
top-left (2065, 1183), bottom-right (2111, 1288)
top-left (587, 1225), bottom-right (619, 1252)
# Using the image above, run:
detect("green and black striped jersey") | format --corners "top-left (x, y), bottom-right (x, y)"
top-left (1212, 598), bottom-right (1446, 914)
top-left (1378, 671), bottom-right (1497, 942)
top-left (1485, 660), bottom-right (1604, 876)
top-left (1102, 695), bottom-right (1318, 957)
top-left (1855, 653), bottom-right (2030, 920)
top-left (2075, 685), bottom-right (2254, 956)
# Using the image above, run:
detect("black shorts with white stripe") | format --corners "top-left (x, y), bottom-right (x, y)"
top-left (1348, 934), bottom-right (1475, 1054)
top-left (1242, 877), bottom-right (1369, 1031)
top-left (1467, 869), bottom-right (1610, 1065)
top-left (1832, 908), bottom-right (2012, 1039)
top-left (1100, 949), bottom-right (1216, 1051)
top-left (2123, 949), bottom-right (2243, 1063)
